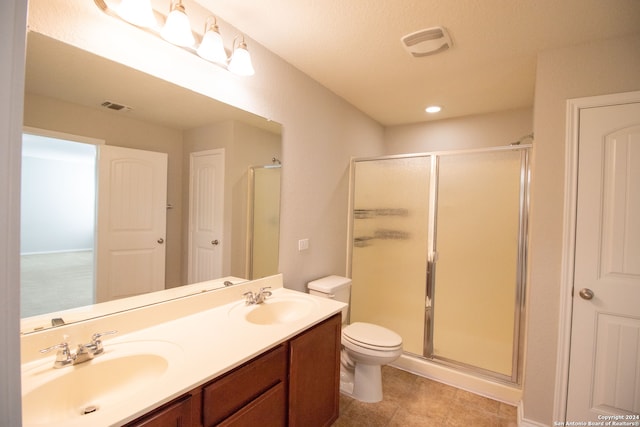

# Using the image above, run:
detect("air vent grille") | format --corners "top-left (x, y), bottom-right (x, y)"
top-left (401, 27), bottom-right (452, 58)
top-left (101, 100), bottom-right (132, 112)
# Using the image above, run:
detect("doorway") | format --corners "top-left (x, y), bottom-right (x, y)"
top-left (188, 149), bottom-right (225, 283)
top-left (20, 132), bottom-right (97, 317)
top-left (558, 91), bottom-right (640, 422)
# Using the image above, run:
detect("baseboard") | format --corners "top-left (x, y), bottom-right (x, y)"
top-left (518, 401), bottom-right (550, 427)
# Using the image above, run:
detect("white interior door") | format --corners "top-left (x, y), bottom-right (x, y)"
top-left (188, 149), bottom-right (224, 284)
top-left (96, 145), bottom-right (168, 302)
top-left (566, 101), bottom-right (640, 420)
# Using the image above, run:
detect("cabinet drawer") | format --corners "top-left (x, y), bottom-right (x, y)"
top-left (217, 382), bottom-right (286, 427)
top-left (124, 394), bottom-right (192, 427)
top-left (202, 344), bottom-right (287, 426)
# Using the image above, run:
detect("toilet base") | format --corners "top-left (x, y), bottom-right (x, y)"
top-left (339, 363), bottom-right (383, 403)
top-left (339, 369), bottom-right (354, 396)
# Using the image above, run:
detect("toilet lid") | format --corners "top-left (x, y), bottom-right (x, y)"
top-left (342, 322), bottom-right (402, 349)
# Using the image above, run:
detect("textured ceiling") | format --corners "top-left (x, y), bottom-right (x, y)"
top-left (198, 0), bottom-right (640, 125)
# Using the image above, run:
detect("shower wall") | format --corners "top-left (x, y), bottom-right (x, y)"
top-left (349, 147), bottom-right (528, 382)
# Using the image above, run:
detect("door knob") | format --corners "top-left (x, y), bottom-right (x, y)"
top-left (211, 240), bottom-right (219, 245)
top-left (157, 238), bottom-right (164, 244)
top-left (579, 288), bottom-right (594, 300)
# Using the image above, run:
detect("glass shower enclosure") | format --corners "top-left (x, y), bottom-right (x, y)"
top-left (348, 146), bottom-right (529, 383)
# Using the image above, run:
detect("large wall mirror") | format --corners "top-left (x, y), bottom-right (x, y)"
top-left (21, 31), bottom-right (282, 332)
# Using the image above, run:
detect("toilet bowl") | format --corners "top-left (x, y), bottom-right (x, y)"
top-left (341, 322), bottom-right (403, 402)
top-left (307, 276), bottom-right (403, 403)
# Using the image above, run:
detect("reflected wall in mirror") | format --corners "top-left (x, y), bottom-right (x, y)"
top-left (21, 31), bottom-right (282, 329)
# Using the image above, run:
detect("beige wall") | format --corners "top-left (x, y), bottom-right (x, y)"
top-left (524, 33), bottom-right (640, 425)
top-left (385, 108), bottom-right (533, 154)
top-left (0, 1), bottom-right (27, 424)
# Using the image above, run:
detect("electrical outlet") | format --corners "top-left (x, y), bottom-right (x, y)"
top-left (298, 238), bottom-right (309, 251)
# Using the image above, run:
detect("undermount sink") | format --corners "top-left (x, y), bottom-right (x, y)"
top-left (229, 295), bottom-right (317, 325)
top-left (22, 340), bottom-right (183, 426)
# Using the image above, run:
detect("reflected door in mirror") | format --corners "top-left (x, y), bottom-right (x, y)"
top-left (96, 145), bottom-right (168, 302)
top-left (188, 149), bottom-right (224, 283)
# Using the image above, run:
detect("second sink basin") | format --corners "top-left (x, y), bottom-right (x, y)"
top-left (22, 340), bottom-right (183, 426)
top-left (229, 294), bottom-right (317, 325)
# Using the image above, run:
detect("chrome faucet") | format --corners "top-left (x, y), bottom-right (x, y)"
top-left (242, 287), bottom-right (272, 305)
top-left (40, 330), bottom-right (118, 368)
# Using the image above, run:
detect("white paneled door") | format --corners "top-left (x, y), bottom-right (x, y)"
top-left (567, 101), bottom-right (640, 420)
top-left (96, 145), bottom-right (168, 302)
top-left (188, 149), bottom-right (224, 283)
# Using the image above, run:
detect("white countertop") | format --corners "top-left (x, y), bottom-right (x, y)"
top-left (21, 276), bottom-right (345, 426)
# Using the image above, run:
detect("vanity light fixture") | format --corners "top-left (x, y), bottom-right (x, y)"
top-left (116, 0), bottom-right (156, 28)
top-left (197, 16), bottom-right (227, 65)
top-left (94, 0), bottom-right (256, 76)
top-left (425, 105), bottom-right (442, 114)
top-left (161, 0), bottom-right (195, 47)
top-left (227, 36), bottom-right (255, 76)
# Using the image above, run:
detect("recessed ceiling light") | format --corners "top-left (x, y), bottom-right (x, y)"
top-left (425, 105), bottom-right (442, 114)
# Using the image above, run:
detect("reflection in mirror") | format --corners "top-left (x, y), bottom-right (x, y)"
top-left (247, 161), bottom-right (282, 280)
top-left (21, 133), bottom-right (98, 317)
top-left (21, 31), bottom-right (282, 332)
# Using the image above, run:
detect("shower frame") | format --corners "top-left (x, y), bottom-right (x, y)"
top-left (346, 144), bottom-right (531, 385)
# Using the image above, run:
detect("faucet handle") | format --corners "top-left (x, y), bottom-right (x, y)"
top-left (243, 290), bottom-right (256, 305)
top-left (90, 330), bottom-right (118, 342)
top-left (39, 340), bottom-right (74, 368)
top-left (39, 341), bottom-right (70, 354)
top-left (259, 287), bottom-right (272, 296)
top-left (88, 330), bottom-right (118, 355)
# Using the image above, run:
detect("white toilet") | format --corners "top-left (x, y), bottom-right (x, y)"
top-left (307, 275), bottom-right (403, 403)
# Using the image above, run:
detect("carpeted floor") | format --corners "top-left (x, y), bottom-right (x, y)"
top-left (21, 251), bottom-right (94, 317)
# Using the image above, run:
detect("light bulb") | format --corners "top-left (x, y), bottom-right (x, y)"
top-left (197, 26), bottom-right (227, 64)
top-left (228, 40), bottom-right (254, 76)
top-left (161, 2), bottom-right (195, 47)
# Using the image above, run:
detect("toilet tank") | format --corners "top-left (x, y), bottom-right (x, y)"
top-left (307, 275), bottom-right (351, 322)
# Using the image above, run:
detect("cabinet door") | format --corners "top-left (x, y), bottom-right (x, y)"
top-left (125, 394), bottom-right (192, 427)
top-left (289, 314), bottom-right (341, 427)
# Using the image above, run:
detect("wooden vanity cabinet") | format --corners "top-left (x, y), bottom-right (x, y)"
top-left (124, 394), bottom-right (193, 427)
top-left (202, 344), bottom-right (288, 426)
top-left (125, 313), bottom-right (340, 427)
top-left (288, 314), bottom-right (341, 427)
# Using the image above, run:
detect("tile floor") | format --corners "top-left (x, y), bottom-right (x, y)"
top-left (332, 366), bottom-right (518, 427)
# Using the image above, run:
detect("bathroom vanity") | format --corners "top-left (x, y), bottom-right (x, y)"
top-left (126, 314), bottom-right (341, 427)
top-left (20, 275), bottom-right (345, 427)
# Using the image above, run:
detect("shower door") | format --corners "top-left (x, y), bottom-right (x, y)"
top-left (430, 149), bottom-right (526, 381)
top-left (348, 147), bottom-right (529, 383)
top-left (349, 156), bottom-right (431, 355)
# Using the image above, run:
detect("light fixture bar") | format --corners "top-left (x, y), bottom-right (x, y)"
top-left (94, 0), bottom-right (255, 76)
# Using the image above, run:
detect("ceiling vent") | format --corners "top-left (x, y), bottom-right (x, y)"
top-left (401, 27), bottom-right (452, 58)
top-left (101, 100), bottom-right (132, 112)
